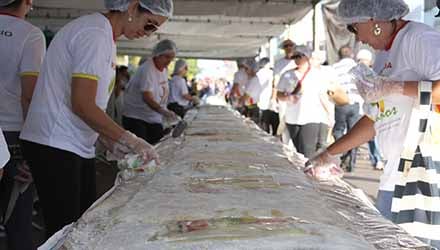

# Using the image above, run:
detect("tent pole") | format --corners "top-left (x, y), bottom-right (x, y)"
top-left (312, 1), bottom-right (318, 51)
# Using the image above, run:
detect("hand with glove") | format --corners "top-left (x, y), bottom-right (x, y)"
top-left (304, 149), bottom-right (344, 182)
top-left (349, 63), bottom-right (404, 102)
top-left (160, 108), bottom-right (177, 120)
top-left (99, 131), bottom-right (160, 165)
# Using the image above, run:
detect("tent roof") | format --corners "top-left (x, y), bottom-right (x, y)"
top-left (29, 0), bottom-right (315, 59)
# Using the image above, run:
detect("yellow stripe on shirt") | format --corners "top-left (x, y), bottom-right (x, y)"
top-left (72, 73), bottom-right (99, 81)
top-left (20, 72), bottom-right (39, 77)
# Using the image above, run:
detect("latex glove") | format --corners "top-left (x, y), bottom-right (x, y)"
top-left (349, 64), bottom-right (404, 102)
top-left (116, 131), bottom-right (160, 165)
top-left (14, 162), bottom-right (33, 184)
top-left (161, 108), bottom-right (177, 120)
top-left (99, 131), bottom-right (160, 165)
top-left (304, 150), bottom-right (343, 181)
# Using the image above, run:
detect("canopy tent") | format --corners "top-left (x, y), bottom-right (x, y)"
top-left (29, 0), bottom-right (315, 59)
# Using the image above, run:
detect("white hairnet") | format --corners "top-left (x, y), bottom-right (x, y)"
top-left (152, 39), bottom-right (177, 57)
top-left (105, 0), bottom-right (173, 18)
top-left (356, 49), bottom-right (373, 62)
top-left (337, 0), bottom-right (409, 24)
top-left (172, 59), bottom-right (187, 75)
top-left (294, 45), bottom-right (312, 58)
top-left (243, 59), bottom-right (259, 72)
top-left (0, 0), bottom-right (16, 7)
top-left (236, 58), bottom-right (247, 67)
top-left (258, 57), bottom-right (270, 69)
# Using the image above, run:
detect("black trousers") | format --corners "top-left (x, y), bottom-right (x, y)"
top-left (21, 140), bottom-right (96, 239)
top-left (244, 105), bottom-right (260, 124)
top-left (122, 116), bottom-right (164, 145)
top-left (0, 132), bottom-right (33, 250)
top-left (260, 110), bottom-right (280, 136)
top-left (167, 102), bottom-right (186, 118)
top-left (317, 123), bottom-right (329, 150)
top-left (286, 123), bottom-right (321, 158)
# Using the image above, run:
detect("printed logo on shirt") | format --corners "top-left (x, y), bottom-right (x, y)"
top-left (371, 100), bottom-right (398, 122)
top-left (378, 62), bottom-right (393, 76)
top-left (0, 30), bottom-right (13, 37)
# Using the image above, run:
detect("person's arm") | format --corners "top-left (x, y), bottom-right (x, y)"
top-left (401, 81), bottom-right (440, 104)
top-left (20, 75), bottom-right (38, 119)
top-left (143, 91), bottom-right (166, 113)
top-left (182, 93), bottom-right (193, 101)
top-left (327, 116), bottom-right (375, 155)
top-left (71, 77), bottom-right (125, 141)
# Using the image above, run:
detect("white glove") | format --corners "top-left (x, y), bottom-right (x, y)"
top-left (304, 150), bottom-right (343, 181)
top-left (161, 108), bottom-right (177, 120)
top-left (117, 131), bottom-right (160, 165)
top-left (99, 131), bottom-right (160, 165)
top-left (349, 64), bottom-right (404, 102)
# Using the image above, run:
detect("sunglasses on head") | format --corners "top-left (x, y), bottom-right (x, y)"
top-left (347, 24), bottom-right (358, 35)
top-left (144, 22), bottom-right (159, 33)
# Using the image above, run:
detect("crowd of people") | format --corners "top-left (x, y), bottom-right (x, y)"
top-left (226, 1), bottom-right (440, 247)
top-left (0, 0), bottom-right (439, 249)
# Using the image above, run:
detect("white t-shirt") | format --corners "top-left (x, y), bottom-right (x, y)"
top-left (257, 66), bottom-right (274, 110)
top-left (274, 58), bottom-right (296, 77)
top-left (244, 76), bottom-right (262, 106)
top-left (277, 68), bottom-right (330, 125)
top-left (363, 95), bottom-right (416, 191)
top-left (123, 58), bottom-right (169, 124)
top-left (20, 13), bottom-right (116, 159)
top-left (0, 15), bottom-right (46, 132)
top-left (368, 21), bottom-right (440, 191)
top-left (232, 68), bottom-right (248, 95)
top-left (332, 58), bottom-right (363, 105)
top-left (168, 75), bottom-right (189, 106)
top-left (0, 128), bottom-right (10, 168)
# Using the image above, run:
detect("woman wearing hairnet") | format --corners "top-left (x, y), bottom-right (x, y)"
top-left (122, 39), bottom-right (177, 144)
top-left (305, 0), bottom-right (440, 246)
top-left (240, 59), bottom-right (262, 124)
top-left (20, 0), bottom-right (173, 239)
top-left (168, 59), bottom-right (198, 118)
top-left (0, 0), bottom-right (45, 248)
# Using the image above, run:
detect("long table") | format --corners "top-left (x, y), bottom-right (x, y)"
top-left (45, 106), bottom-right (428, 250)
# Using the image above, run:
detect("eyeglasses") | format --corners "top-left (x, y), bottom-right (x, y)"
top-left (144, 22), bottom-right (160, 33)
top-left (347, 24), bottom-right (358, 35)
top-left (283, 44), bottom-right (294, 49)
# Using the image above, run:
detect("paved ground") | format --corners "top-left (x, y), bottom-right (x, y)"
top-left (0, 145), bottom-right (382, 249)
top-left (344, 144), bottom-right (383, 202)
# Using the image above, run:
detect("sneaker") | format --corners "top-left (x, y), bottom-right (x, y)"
top-left (375, 161), bottom-right (384, 170)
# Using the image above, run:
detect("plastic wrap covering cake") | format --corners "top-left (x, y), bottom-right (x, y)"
top-left (43, 106), bottom-right (428, 250)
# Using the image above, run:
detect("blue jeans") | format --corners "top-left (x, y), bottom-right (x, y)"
top-left (368, 139), bottom-right (383, 166)
top-left (376, 190), bottom-right (393, 220)
top-left (333, 103), bottom-right (361, 171)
